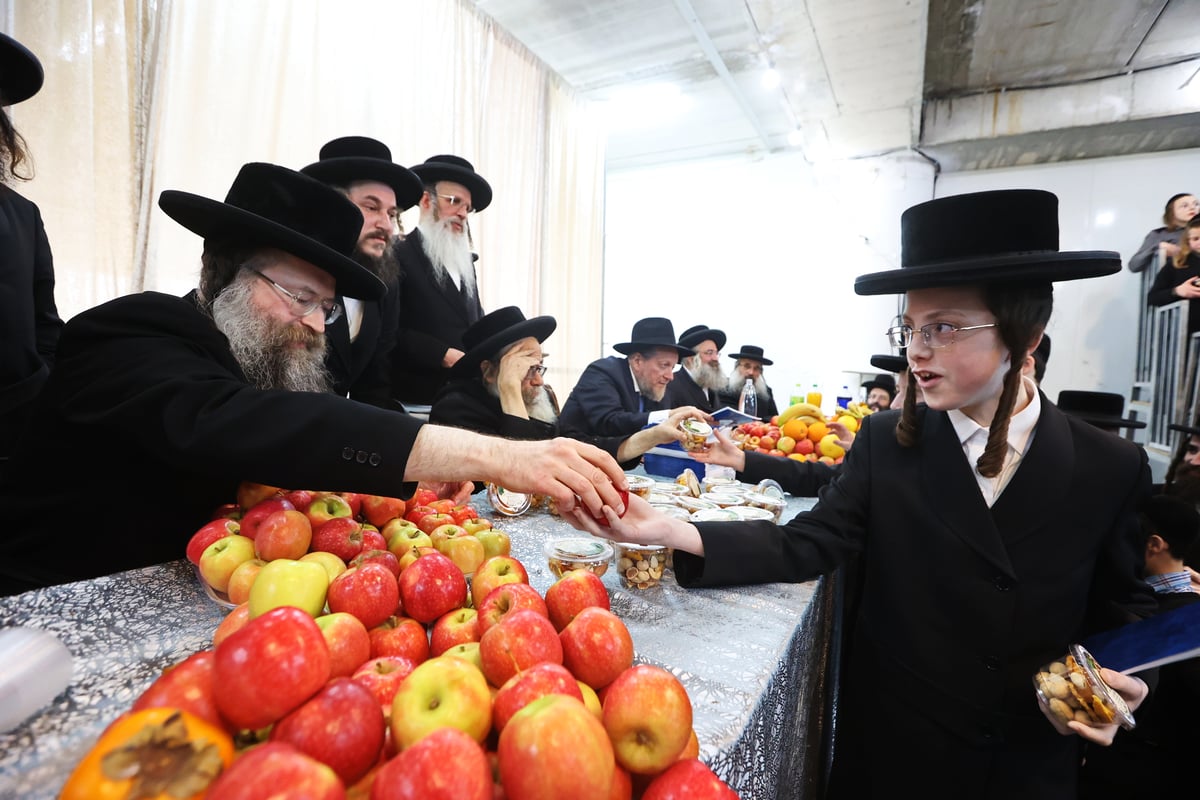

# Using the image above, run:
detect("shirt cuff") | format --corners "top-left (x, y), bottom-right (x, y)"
top-left (646, 409), bottom-right (670, 425)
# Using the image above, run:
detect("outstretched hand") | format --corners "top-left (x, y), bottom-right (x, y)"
top-left (689, 426), bottom-right (746, 471)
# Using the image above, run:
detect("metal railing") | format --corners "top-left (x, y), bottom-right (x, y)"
top-left (1147, 301), bottom-right (1192, 452)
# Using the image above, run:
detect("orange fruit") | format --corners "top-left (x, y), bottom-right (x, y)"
top-left (781, 419), bottom-right (808, 441)
top-left (806, 421), bottom-right (828, 443)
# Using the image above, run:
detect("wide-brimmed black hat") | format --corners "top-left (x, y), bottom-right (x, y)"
top-left (1058, 391), bottom-right (1144, 430)
top-left (727, 345), bottom-right (773, 366)
top-left (870, 349), bottom-right (908, 374)
top-left (300, 136), bottom-right (424, 210)
top-left (855, 190), bottom-right (1121, 296)
top-left (0, 32), bottom-right (43, 106)
top-left (1168, 415), bottom-right (1200, 437)
top-left (452, 306), bottom-right (556, 377)
top-left (613, 318), bottom-right (692, 358)
top-left (862, 373), bottom-right (897, 399)
top-left (158, 163), bottom-right (385, 301)
top-left (677, 324), bottom-right (726, 352)
top-left (411, 155), bottom-right (492, 213)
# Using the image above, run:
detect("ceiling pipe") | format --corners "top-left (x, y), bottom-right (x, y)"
top-left (671, 0), bottom-right (774, 151)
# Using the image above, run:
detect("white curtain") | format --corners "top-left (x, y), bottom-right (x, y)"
top-left (6, 0), bottom-right (606, 391)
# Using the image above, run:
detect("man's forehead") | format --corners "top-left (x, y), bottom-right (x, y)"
top-left (257, 249), bottom-right (336, 291)
top-left (347, 180), bottom-right (397, 205)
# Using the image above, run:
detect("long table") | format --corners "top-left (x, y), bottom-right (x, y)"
top-left (0, 486), bottom-right (832, 799)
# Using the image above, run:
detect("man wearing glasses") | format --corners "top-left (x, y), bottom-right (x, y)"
top-left (300, 136), bottom-right (423, 409)
top-left (0, 163), bottom-right (626, 595)
top-left (389, 154), bottom-right (493, 410)
top-left (664, 325), bottom-right (726, 413)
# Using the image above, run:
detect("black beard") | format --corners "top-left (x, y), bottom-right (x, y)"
top-left (355, 243), bottom-right (399, 286)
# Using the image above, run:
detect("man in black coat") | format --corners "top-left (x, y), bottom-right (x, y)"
top-left (300, 136), bottom-right (423, 409)
top-left (558, 317), bottom-right (694, 439)
top-left (717, 344), bottom-right (779, 419)
top-left (663, 324), bottom-right (725, 412)
top-left (389, 155), bottom-right (492, 408)
top-left (0, 33), bottom-right (61, 468)
top-left (0, 164), bottom-right (626, 595)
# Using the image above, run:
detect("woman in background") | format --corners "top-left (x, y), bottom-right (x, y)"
top-left (1147, 216), bottom-right (1200, 335)
top-left (1129, 192), bottom-right (1198, 274)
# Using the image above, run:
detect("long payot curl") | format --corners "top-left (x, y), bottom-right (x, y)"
top-left (895, 282), bottom-right (1053, 478)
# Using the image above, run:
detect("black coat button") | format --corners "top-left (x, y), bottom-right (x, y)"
top-left (368, 453), bottom-right (381, 466)
top-left (341, 447), bottom-right (355, 460)
top-left (993, 575), bottom-right (1012, 591)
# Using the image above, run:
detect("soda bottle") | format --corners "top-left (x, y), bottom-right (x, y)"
top-left (739, 378), bottom-right (758, 418)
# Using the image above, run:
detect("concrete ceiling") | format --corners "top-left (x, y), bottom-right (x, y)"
top-left (472, 0), bottom-right (1200, 172)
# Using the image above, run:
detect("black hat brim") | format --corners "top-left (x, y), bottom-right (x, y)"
top-left (412, 164), bottom-right (492, 212)
top-left (678, 328), bottom-right (727, 352)
top-left (726, 351), bottom-right (773, 366)
top-left (1070, 412), bottom-right (1146, 430)
top-left (854, 252), bottom-right (1121, 296)
top-left (1169, 421), bottom-right (1200, 437)
top-left (300, 158), bottom-right (424, 210)
top-left (614, 341), bottom-right (694, 359)
top-left (0, 33), bottom-right (43, 106)
top-left (870, 354), bottom-right (908, 373)
top-left (158, 190), bottom-right (385, 301)
top-left (452, 316), bottom-right (557, 378)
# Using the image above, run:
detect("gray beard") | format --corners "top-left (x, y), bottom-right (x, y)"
top-left (635, 372), bottom-right (666, 403)
top-left (211, 277), bottom-right (332, 394)
top-left (689, 360), bottom-right (726, 391)
top-left (418, 216), bottom-right (477, 303)
top-left (485, 381), bottom-right (559, 424)
top-left (727, 371), bottom-right (768, 398)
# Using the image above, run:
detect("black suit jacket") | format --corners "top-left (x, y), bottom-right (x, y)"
top-left (389, 229), bottom-right (484, 405)
top-left (0, 186), bottom-right (62, 455)
top-left (0, 292), bottom-right (424, 593)
top-left (558, 356), bottom-right (664, 439)
top-left (662, 368), bottom-right (717, 412)
top-left (325, 276), bottom-right (401, 410)
top-left (676, 402), bottom-right (1156, 797)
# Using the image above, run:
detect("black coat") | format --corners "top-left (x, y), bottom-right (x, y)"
top-left (558, 356), bottom-right (664, 439)
top-left (0, 291), bottom-right (424, 594)
top-left (325, 276), bottom-right (401, 410)
top-left (675, 402), bottom-right (1156, 798)
top-left (736, 449), bottom-right (839, 497)
top-left (0, 186), bottom-right (62, 456)
top-left (389, 229), bottom-right (483, 405)
top-left (1147, 252), bottom-right (1200, 334)
top-left (662, 368), bottom-right (718, 413)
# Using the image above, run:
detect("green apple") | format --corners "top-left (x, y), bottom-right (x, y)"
top-left (390, 655), bottom-right (492, 749)
top-left (381, 518), bottom-right (423, 547)
top-left (199, 534), bottom-right (257, 593)
top-left (441, 641), bottom-right (484, 673)
top-left (299, 550), bottom-right (348, 583)
top-left (476, 529), bottom-right (511, 559)
top-left (248, 558), bottom-right (330, 619)
top-left (386, 524), bottom-right (432, 559)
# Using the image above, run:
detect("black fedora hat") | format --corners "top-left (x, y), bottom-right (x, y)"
top-left (613, 318), bottom-right (692, 358)
top-left (0, 32), bottom-right (43, 106)
top-left (855, 190), bottom-right (1121, 296)
top-left (870, 349), bottom-right (908, 374)
top-left (452, 306), bottom-right (556, 377)
top-left (862, 373), bottom-right (897, 399)
top-left (678, 324), bottom-right (726, 352)
top-left (158, 163), bottom-right (385, 301)
top-left (727, 345), bottom-right (773, 366)
top-left (1169, 415), bottom-right (1200, 437)
top-left (300, 136), bottom-right (424, 210)
top-left (411, 155), bottom-right (493, 213)
top-left (1057, 391), bottom-right (1144, 430)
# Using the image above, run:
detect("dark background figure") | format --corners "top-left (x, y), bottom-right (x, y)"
top-left (663, 324), bottom-right (726, 412)
top-left (301, 136), bottom-right (423, 409)
top-left (1055, 390), bottom-right (1145, 436)
top-left (0, 32), bottom-right (61, 476)
top-left (389, 154), bottom-right (492, 408)
top-left (717, 344), bottom-right (779, 419)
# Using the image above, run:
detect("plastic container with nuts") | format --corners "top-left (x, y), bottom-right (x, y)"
top-left (702, 475), bottom-right (743, 494)
top-left (625, 473), bottom-right (656, 499)
top-left (615, 543), bottom-right (670, 590)
top-left (1033, 644), bottom-right (1135, 730)
top-left (544, 537), bottom-right (614, 578)
top-left (744, 491), bottom-right (786, 523)
top-left (679, 418), bottom-right (713, 452)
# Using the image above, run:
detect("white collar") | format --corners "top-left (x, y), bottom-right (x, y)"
top-left (947, 375), bottom-right (1041, 455)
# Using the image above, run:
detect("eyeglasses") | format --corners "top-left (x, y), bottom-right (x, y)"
top-left (886, 321), bottom-right (997, 349)
top-left (251, 270), bottom-right (342, 325)
top-left (697, 348), bottom-right (720, 358)
top-left (435, 193), bottom-right (474, 214)
top-left (526, 364), bottom-right (547, 379)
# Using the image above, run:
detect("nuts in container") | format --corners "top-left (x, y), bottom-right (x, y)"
top-left (544, 537), bottom-right (614, 578)
top-left (679, 418), bottom-right (713, 452)
top-left (744, 491), bottom-right (786, 523)
top-left (625, 473), bottom-right (656, 499)
top-left (675, 468), bottom-right (701, 498)
top-left (1033, 644), bottom-right (1134, 730)
top-left (615, 543), bottom-right (670, 590)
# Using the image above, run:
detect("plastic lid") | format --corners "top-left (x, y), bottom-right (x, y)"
top-left (544, 536), bottom-right (614, 563)
top-left (487, 483), bottom-right (531, 516)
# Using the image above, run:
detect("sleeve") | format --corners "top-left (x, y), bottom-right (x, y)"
top-left (1147, 261), bottom-right (1187, 307)
top-left (559, 364), bottom-right (650, 437)
top-left (30, 203), bottom-right (63, 367)
top-left (737, 450), bottom-right (839, 497)
top-left (1129, 229), bottom-right (1171, 275)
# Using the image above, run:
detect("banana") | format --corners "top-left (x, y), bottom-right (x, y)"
top-left (777, 402), bottom-right (825, 426)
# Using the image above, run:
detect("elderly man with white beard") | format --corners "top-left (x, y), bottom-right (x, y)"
top-left (389, 154), bottom-right (493, 409)
top-left (663, 325), bottom-right (726, 413)
top-left (431, 308), bottom-right (711, 493)
top-left (716, 345), bottom-right (779, 419)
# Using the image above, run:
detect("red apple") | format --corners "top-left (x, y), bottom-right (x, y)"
top-left (203, 741), bottom-right (343, 799)
top-left (476, 581), bottom-right (549, 636)
top-left (311, 516), bottom-right (366, 561)
top-left (432, 526), bottom-right (486, 576)
top-left (370, 727), bottom-right (491, 800)
top-left (397, 550), bottom-right (467, 624)
top-left (361, 493), bottom-right (408, 528)
top-left (641, 759), bottom-right (738, 800)
top-left (254, 508), bottom-right (312, 561)
top-left (210, 502), bottom-right (242, 521)
top-left (226, 557), bottom-right (267, 606)
top-left (449, 504), bottom-right (479, 526)
top-left (408, 487), bottom-right (439, 509)
top-left (212, 603), bottom-right (251, 648)
top-left (198, 534), bottom-right (257, 594)
top-left (590, 487), bottom-right (630, 528)
top-left (360, 527), bottom-right (388, 553)
top-left (397, 545), bottom-right (439, 574)
top-left (213, 606), bottom-right (331, 731)
top-left (560, 607), bottom-right (634, 690)
top-left (368, 615), bottom-right (430, 663)
top-left (417, 512), bottom-right (456, 535)
top-left (498, 694), bottom-right (615, 800)
top-left (389, 655), bottom-right (492, 749)
top-left (186, 518), bottom-right (241, 565)
top-left (283, 488), bottom-right (317, 513)
top-left (239, 496), bottom-right (296, 540)
top-left (237, 481), bottom-right (284, 511)
top-left (492, 661), bottom-right (583, 731)
top-left (315, 611), bottom-right (372, 679)
top-left (546, 568), bottom-right (611, 632)
top-left (337, 491), bottom-right (363, 519)
top-left (478, 608), bottom-right (563, 688)
top-left (386, 524), bottom-right (432, 560)
top-left (603, 665), bottom-right (693, 775)
top-left (403, 504), bottom-right (436, 525)
top-left (349, 548), bottom-right (400, 578)
top-left (306, 492), bottom-right (354, 529)
top-left (327, 562), bottom-right (400, 629)
top-left (131, 650), bottom-right (226, 730)
top-left (470, 555), bottom-right (529, 608)
top-left (351, 654), bottom-right (418, 709)
top-left (430, 607), bottom-right (480, 656)
top-left (426, 498), bottom-right (456, 514)
top-left (271, 676), bottom-right (385, 786)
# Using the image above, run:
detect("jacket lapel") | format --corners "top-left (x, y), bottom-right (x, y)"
top-left (325, 299), bottom-right (353, 373)
top-left (352, 301), bottom-right (380, 375)
top-left (990, 394), bottom-right (1074, 548)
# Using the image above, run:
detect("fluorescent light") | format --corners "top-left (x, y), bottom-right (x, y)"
top-left (761, 68), bottom-right (781, 90)
top-left (787, 129), bottom-right (805, 147)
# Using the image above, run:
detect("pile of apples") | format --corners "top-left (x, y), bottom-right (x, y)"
top-left (730, 416), bottom-right (849, 464)
top-left (61, 481), bottom-right (740, 799)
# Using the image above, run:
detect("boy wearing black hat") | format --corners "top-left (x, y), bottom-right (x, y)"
top-left (663, 324), bottom-right (726, 412)
top-left (0, 163), bottom-right (626, 595)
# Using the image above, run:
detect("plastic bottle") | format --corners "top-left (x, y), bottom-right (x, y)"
top-left (790, 384), bottom-right (805, 407)
top-left (806, 384), bottom-right (823, 408)
top-left (739, 378), bottom-right (758, 418)
top-left (835, 384), bottom-right (852, 410)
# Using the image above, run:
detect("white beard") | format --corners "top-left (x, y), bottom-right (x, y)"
top-left (418, 213), bottom-right (477, 304)
top-left (485, 380), bottom-right (558, 424)
top-left (688, 360), bottom-right (726, 391)
top-left (726, 370), bottom-right (768, 398)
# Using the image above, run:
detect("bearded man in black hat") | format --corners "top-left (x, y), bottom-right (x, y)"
top-left (0, 164), bottom-right (626, 595)
top-left (300, 136), bottom-right (422, 409)
top-left (389, 154), bottom-right (493, 408)
top-left (861, 373), bottom-right (896, 413)
top-left (663, 325), bottom-right (726, 412)
top-left (717, 345), bottom-right (779, 419)
top-left (558, 317), bottom-right (694, 439)
top-left (0, 32), bottom-right (62, 472)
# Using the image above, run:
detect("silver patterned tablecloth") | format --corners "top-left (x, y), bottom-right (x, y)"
top-left (0, 490), bottom-right (830, 800)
